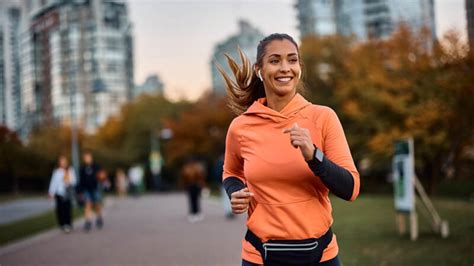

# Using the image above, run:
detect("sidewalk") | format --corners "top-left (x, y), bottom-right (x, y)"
top-left (0, 197), bottom-right (54, 225)
top-left (0, 193), bottom-right (247, 266)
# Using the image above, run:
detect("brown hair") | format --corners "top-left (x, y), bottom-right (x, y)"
top-left (217, 33), bottom-right (303, 115)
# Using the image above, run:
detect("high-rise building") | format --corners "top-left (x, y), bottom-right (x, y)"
top-left (134, 74), bottom-right (164, 98)
top-left (296, 0), bottom-right (436, 42)
top-left (0, 1), bottom-right (22, 132)
top-left (296, 0), bottom-right (337, 37)
top-left (467, 0), bottom-right (474, 47)
top-left (210, 20), bottom-right (264, 94)
top-left (20, 0), bottom-right (133, 132)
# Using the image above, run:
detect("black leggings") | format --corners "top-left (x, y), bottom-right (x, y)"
top-left (187, 184), bottom-right (202, 214)
top-left (54, 195), bottom-right (72, 227)
top-left (242, 256), bottom-right (341, 266)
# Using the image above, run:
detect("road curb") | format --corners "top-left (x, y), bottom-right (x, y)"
top-left (0, 197), bottom-right (114, 257)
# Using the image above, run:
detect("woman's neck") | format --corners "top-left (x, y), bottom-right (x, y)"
top-left (265, 91), bottom-right (296, 112)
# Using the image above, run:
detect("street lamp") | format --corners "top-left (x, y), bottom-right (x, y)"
top-left (68, 52), bottom-right (79, 178)
top-left (149, 128), bottom-right (173, 191)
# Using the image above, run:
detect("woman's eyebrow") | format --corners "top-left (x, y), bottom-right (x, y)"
top-left (268, 53), bottom-right (298, 58)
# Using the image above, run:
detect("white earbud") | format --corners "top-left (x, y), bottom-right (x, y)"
top-left (257, 70), bottom-right (263, 81)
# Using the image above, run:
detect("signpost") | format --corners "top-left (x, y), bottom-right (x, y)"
top-left (393, 139), bottom-right (417, 240)
top-left (149, 128), bottom-right (172, 191)
top-left (393, 139), bottom-right (415, 212)
top-left (393, 138), bottom-right (449, 241)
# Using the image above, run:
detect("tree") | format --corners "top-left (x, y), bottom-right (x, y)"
top-left (0, 126), bottom-right (22, 193)
top-left (85, 93), bottom-right (183, 178)
top-left (300, 26), bottom-right (474, 194)
top-left (164, 92), bottom-right (233, 168)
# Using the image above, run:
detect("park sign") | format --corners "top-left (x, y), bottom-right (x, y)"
top-left (393, 139), bottom-right (415, 212)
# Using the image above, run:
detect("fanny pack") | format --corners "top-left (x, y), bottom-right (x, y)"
top-left (245, 228), bottom-right (333, 266)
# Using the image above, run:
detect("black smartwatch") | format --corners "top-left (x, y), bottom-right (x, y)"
top-left (312, 145), bottom-right (324, 163)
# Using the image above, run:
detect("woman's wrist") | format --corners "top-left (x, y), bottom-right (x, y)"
top-left (304, 145), bottom-right (316, 161)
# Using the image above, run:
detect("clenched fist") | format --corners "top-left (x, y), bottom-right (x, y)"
top-left (230, 187), bottom-right (254, 214)
top-left (283, 123), bottom-right (315, 161)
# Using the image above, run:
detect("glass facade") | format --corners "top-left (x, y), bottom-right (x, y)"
top-left (467, 0), bottom-right (474, 47)
top-left (210, 20), bottom-right (264, 94)
top-left (295, 0), bottom-right (435, 42)
top-left (0, 2), bottom-right (22, 132)
top-left (20, 0), bottom-right (133, 132)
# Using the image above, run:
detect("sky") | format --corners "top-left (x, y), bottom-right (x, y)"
top-left (128, 0), bottom-right (468, 101)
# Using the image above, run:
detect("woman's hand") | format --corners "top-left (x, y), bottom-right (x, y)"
top-left (230, 187), bottom-right (254, 214)
top-left (283, 123), bottom-right (315, 161)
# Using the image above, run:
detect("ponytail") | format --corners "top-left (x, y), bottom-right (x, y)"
top-left (216, 48), bottom-right (265, 115)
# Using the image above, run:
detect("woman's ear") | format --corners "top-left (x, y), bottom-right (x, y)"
top-left (255, 67), bottom-right (263, 81)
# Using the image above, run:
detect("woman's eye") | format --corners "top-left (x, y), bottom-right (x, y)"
top-left (289, 58), bottom-right (298, 63)
top-left (270, 59), bottom-right (279, 64)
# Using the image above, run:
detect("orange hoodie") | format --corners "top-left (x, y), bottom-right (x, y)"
top-left (223, 93), bottom-right (360, 264)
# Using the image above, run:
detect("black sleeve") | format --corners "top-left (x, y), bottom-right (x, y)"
top-left (307, 152), bottom-right (355, 201)
top-left (222, 176), bottom-right (246, 199)
top-left (76, 167), bottom-right (83, 192)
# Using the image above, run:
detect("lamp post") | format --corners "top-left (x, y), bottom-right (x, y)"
top-left (149, 128), bottom-right (172, 191)
top-left (68, 49), bottom-right (79, 178)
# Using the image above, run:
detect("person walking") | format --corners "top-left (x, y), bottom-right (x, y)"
top-left (48, 155), bottom-right (76, 233)
top-left (115, 168), bottom-right (129, 197)
top-left (78, 151), bottom-right (104, 232)
top-left (219, 33), bottom-right (360, 265)
top-left (214, 153), bottom-right (234, 219)
top-left (181, 158), bottom-right (206, 223)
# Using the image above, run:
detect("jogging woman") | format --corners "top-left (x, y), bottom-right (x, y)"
top-left (219, 33), bottom-right (360, 266)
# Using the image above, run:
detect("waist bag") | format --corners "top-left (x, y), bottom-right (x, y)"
top-left (245, 228), bottom-right (333, 266)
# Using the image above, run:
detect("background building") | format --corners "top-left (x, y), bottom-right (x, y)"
top-left (296, 0), bottom-right (436, 41)
top-left (296, 0), bottom-right (337, 37)
top-left (133, 74), bottom-right (164, 98)
top-left (0, 0), bottom-right (22, 132)
top-left (20, 0), bottom-right (133, 133)
top-left (467, 0), bottom-right (474, 47)
top-left (210, 20), bottom-right (264, 94)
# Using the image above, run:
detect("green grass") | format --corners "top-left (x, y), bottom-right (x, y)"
top-left (0, 193), bottom-right (45, 203)
top-left (0, 208), bottom-right (83, 246)
top-left (1, 195), bottom-right (472, 265)
top-left (331, 195), bottom-right (474, 266)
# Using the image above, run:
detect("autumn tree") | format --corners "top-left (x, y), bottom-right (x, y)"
top-left (0, 126), bottom-right (23, 193)
top-left (85, 93), bottom-right (182, 172)
top-left (164, 92), bottom-right (234, 181)
top-left (301, 26), bottom-right (474, 194)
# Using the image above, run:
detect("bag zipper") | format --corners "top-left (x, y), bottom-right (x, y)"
top-left (262, 240), bottom-right (319, 259)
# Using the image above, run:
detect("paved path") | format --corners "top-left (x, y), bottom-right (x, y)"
top-left (0, 198), bottom-right (53, 225)
top-left (0, 193), bottom-right (248, 266)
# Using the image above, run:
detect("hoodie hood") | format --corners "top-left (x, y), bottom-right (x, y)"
top-left (244, 93), bottom-right (311, 123)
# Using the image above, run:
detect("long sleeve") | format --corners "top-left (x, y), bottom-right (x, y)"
top-left (69, 167), bottom-right (77, 186)
top-left (308, 108), bottom-right (360, 201)
top-left (48, 170), bottom-right (59, 196)
top-left (222, 120), bottom-right (246, 198)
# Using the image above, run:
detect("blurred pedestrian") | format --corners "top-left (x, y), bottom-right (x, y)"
top-left (98, 168), bottom-right (111, 191)
top-left (78, 151), bottom-right (104, 232)
top-left (214, 153), bottom-right (234, 219)
top-left (115, 168), bottom-right (129, 197)
top-left (128, 164), bottom-right (144, 197)
top-left (219, 33), bottom-right (360, 265)
top-left (48, 155), bottom-right (76, 233)
top-left (181, 158), bottom-right (206, 223)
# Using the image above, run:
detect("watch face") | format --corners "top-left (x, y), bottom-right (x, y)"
top-left (316, 149), bottom-right (324, 162)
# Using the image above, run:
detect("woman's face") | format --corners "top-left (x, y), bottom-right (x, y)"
top-left (59, 157), bottom-right (68, 169)
top-left (257, 39), bottom-right (301, 97)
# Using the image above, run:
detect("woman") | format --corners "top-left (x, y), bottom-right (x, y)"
top-left (48, 155), bottom-right (76, 233)
top-left (181, 158), bottom-right (206, 223)
top-left (219, 34), bottom-right (360, 266)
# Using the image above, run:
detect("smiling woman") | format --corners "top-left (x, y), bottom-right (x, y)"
top-left (218, 33), bottom-right (360, 266)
